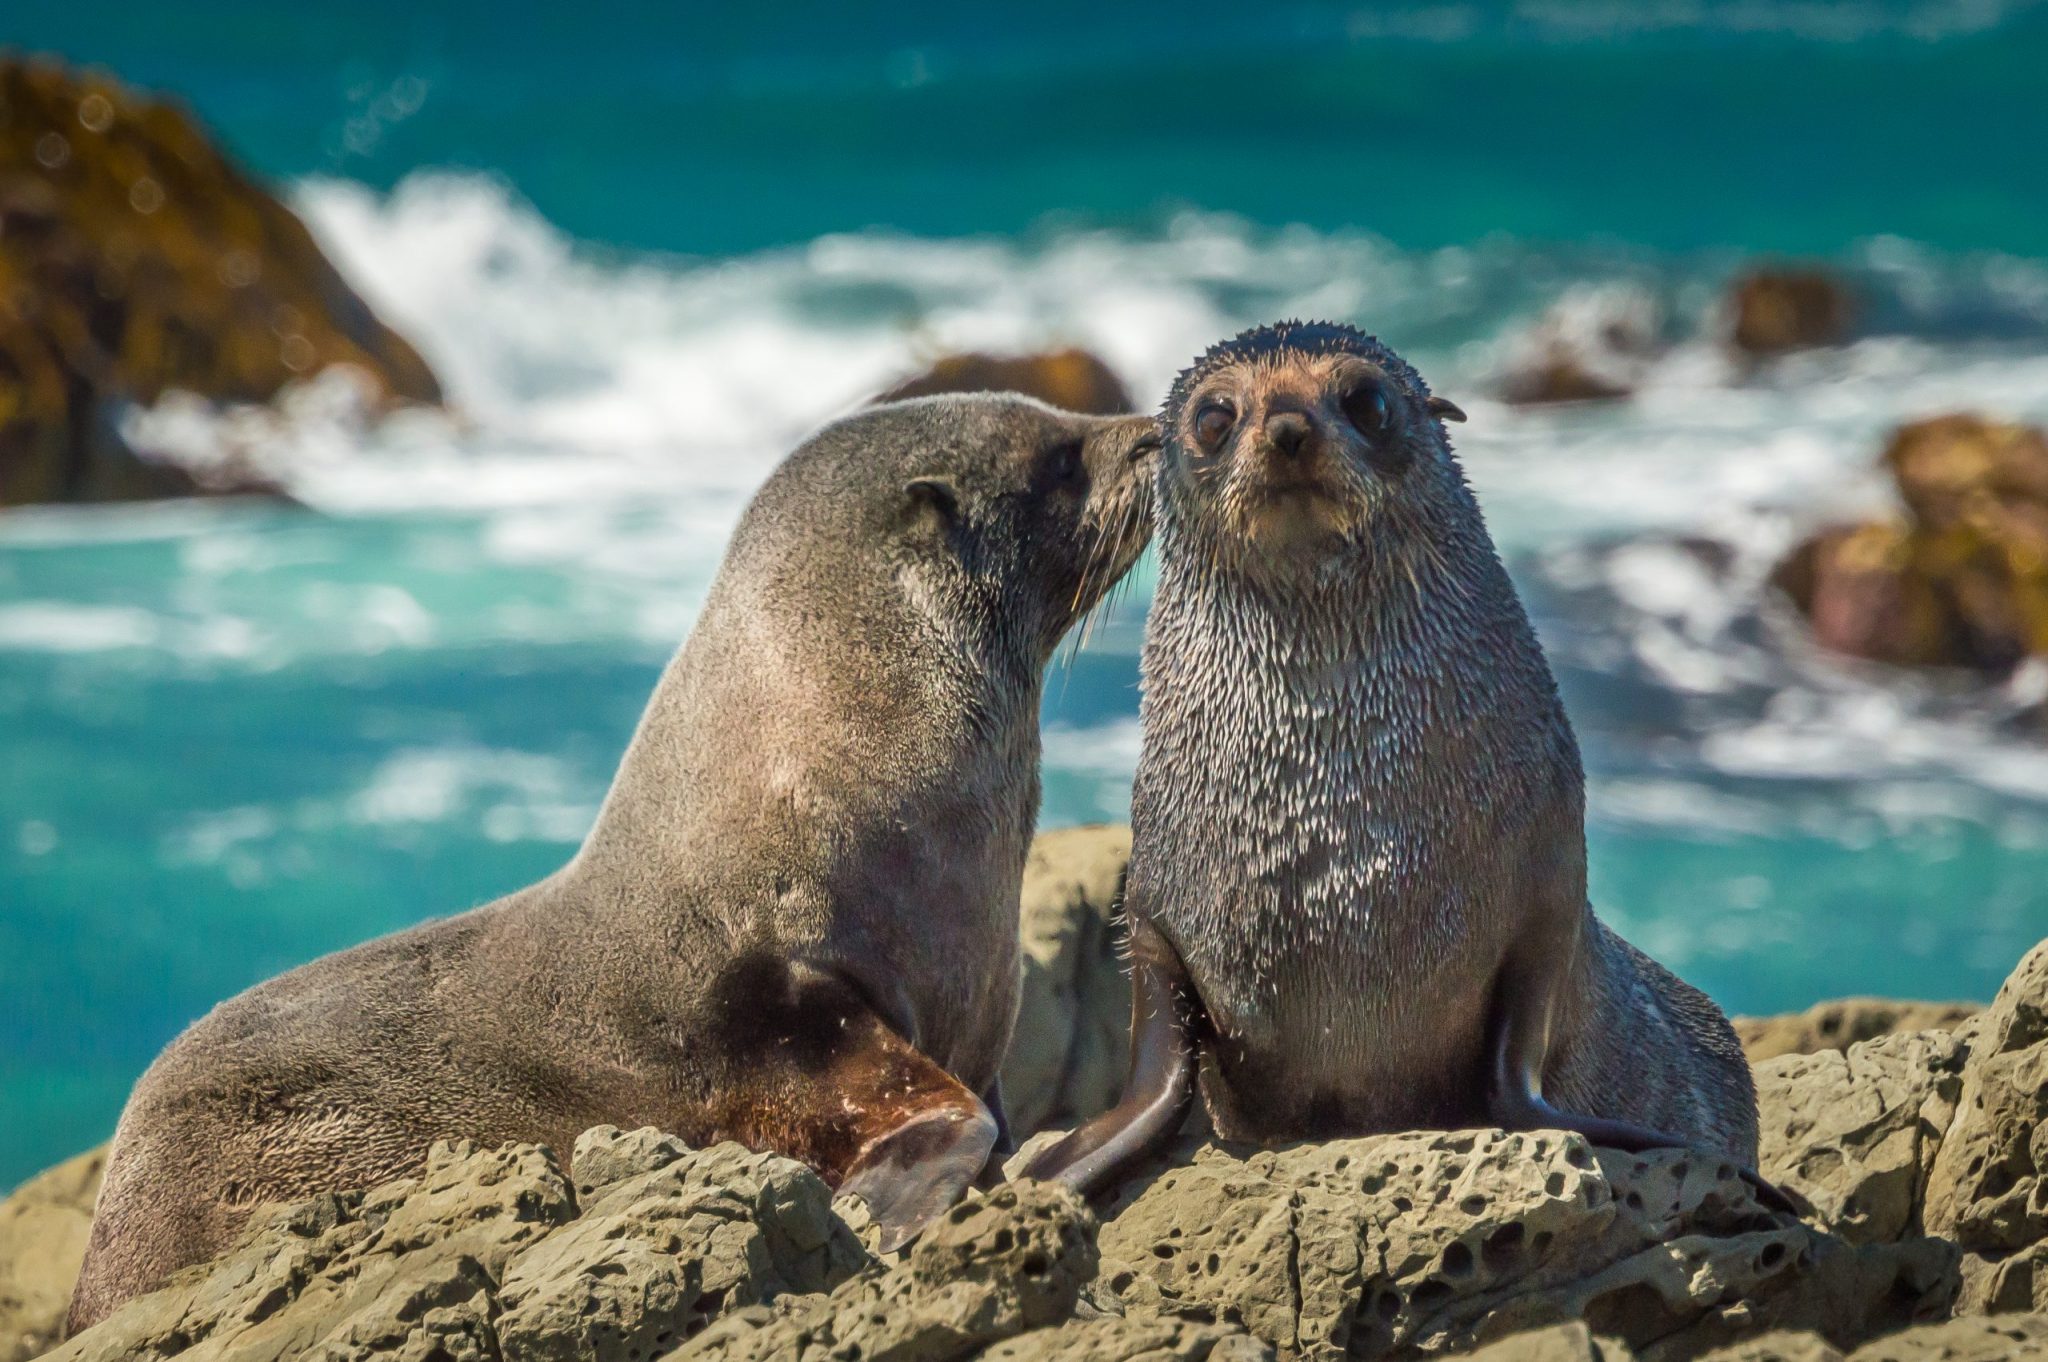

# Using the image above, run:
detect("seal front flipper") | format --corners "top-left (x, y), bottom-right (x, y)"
top-left (1015, 918), bottom-right (1200, 1199)
top-left (840, 1097), bottom-right (999, 1252)
top-left (1484, 952), bottom-right (1800, 1216)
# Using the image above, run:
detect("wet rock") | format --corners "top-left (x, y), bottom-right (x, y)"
top-left (875, 347), bottom-right (1136, 415)
top-left (676, 1180), bottom-right (1097, 1361)
top-left (0, 1145), bottom-right (105, 1362)
top-left (1093, 1130), bottom-right (1954, 1361)
top-left (1002, 824), bottom-right (1135, 1135)
top-left (1727, 268), bottom-right (1856, 356)
top-left (1754, 1031), bottom-right (1967, 1245)
top-left (1771, 415), bottom-right (2048, 673)
top-left (0, 57), bottom-right (439, 507)
top-left (1737, 1001), bottom-right (1980, 1063)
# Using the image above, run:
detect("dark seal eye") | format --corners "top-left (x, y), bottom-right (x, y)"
top-left (1342, 380), bottom-right (1393, 437)
top-left (1046, 438), bottom-right (1086, 488)
top-left (1193, 401), bottom-right (1237, 452)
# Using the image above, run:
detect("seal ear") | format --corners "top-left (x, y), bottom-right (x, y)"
top-left (902, 476), bottom-right (960, 533)
top-left (1426, 395), bottom-right (1468, 424)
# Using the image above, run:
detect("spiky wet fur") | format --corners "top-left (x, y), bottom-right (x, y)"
top-left (1132, 320), bottom-right (1757, 1160)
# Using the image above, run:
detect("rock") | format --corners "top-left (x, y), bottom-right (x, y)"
top-left (985, 1315), bottom-right (1275, 1360)
top-left (1696, 1332), bottom-right (1843, 1362)
top-left (1848, 1313), bottom-right (2048, 1360)
top-left (48, 1132), bottom-right (860, 1362)
top-left (494, 1126), bottom-right (869, 1360)
top-left (0, 1145), bottom-right (105, 1362)
top-left (1002, 824), bottom-right (1135, 1135)
top-left (1737, 1001), bottom-right (1980, 1063)
top-left (1452, 1321), bottom-right (1633, 1360)
top-left (1754, 1031), bottom-right (1967, 1245)
top-left (0, 57), bottom-right (439, 507)
top-left (1925, 941), bottom-right (2048, 1291)
top-left (1771, 415), bottom-right (2048, 673)
top-left (874, 347), bottom-right (1136, 415)
top-left (1727, 268), bottom-right (1856, 356)
top-left (1498, 286), bottom-right (1664, 406)
top-left (676, 1180), bottom-right (1098, 1361)
top-left (1092, 1130), bottom-right (1954, 1361)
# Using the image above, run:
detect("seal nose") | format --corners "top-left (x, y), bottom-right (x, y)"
top-left (1265, 411), bottom-right (1313, 460)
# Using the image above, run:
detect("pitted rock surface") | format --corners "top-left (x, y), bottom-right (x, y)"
top-left (1092, 1130), bottom-right (1954, 1361)
top-left (1755, 1030), bottom-right (1967, 1244)
top-left (674, 1180), bottom-right (1098, 1361)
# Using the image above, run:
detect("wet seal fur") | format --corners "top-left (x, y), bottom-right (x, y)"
top-left (68, 395), bottom-right (1161, 1332)
top-left (1020, 321), bottom-right (1766, 1199)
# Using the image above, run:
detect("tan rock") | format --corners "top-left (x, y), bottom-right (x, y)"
top-left (1727, 268), bottom-right (1856, 356)
top-left (1755, 1030), bottom-right (1967, 1243)
top-left (1696, 1331), bottom-right (1844, 1362)
top-left (1093, 1130), bottom-right (1954, 1361)
top-left (1848, 1312), bottom-right (2048, 1359)
top-left (0, 1144), bottom-right (105, 1362)
top-left (1003, 824), bottom-right (1135, 1135)
top-left (874, 347), bottom-right (1135, 416)
top-left (675, 1180), bottom-right (1098, 1361)
top-left (983, 1314), bottom-right (1274, 1361)
top-left (1925, 940), bottom-right (2048, 1254)
top-left (495, 1126), bottom-right (868, 1360)
top-left (1737, 1001), bottom-right (1980, 1062)
top-left (1451, 1321), bottom-right (1635, 1360)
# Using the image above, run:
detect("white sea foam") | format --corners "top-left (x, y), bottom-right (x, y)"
top-left (17, 171), bottom-right (2048, 827)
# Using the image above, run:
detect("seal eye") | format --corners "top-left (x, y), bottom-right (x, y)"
top-left (1342, 381), bottom-right (1393, 437)
top-left (1193, 402), bottom-right (1236, 452)
top-left (1047, 438), bottom-right (1086, 489)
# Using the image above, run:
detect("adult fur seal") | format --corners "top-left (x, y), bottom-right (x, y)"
top-left (69, 395), bottom-right (1161, 1332)
top-left (1021, 321), bottom-right (1765, 1197)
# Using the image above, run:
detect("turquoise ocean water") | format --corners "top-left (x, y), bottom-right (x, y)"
top-left (6, 0), bottom-right (2048, 1184)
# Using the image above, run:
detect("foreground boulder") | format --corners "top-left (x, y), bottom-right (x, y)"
top-left (0, 1146), bottom-right (103, 1362)
top-left (1772, 415), bottom-right (2048, 672)
top-left (874, 347), bottom-right (1135, 415)
top-left (0, 57), bottom-right (439, 507)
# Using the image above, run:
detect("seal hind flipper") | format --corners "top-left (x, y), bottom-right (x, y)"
top-left (1015, 919), bottom-right (1201, 1198)
top-left (1484, 950), bottom-right (1800, 1216)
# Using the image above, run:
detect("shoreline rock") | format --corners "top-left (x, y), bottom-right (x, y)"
top-left (14, 828), bottom-right (2048, 1362)
top-left (0, 56), bottom-right (440, 508)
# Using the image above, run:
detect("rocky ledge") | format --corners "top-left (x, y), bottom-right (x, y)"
top-left (8, 827), bottom-right (2041, 1361)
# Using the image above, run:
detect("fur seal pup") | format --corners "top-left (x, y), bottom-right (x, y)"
top-left (68, 395), bottom-right (1162, 1332)
top-left (1021, 321), bottom-right (1764, 1197)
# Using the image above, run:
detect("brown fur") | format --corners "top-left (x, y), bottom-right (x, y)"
top-left (67, 395), bottom-right (1159, 1332)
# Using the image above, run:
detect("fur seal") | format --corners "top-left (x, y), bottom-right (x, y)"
top-left (1020, 321), bottom-right (1765, 1197)
top-left (68, 395), bottom-right (1162, 1332)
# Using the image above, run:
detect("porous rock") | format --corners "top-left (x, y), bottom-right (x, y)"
top-left (1002, 823), bottom-right (1135, 1136)
top-left (1754, 1030), bottom-right (1967, 1244)
top-left (1092, 1130), bottom-right (1955, 1361)
top-left (1847, 1312), bottom-right (2048, 1359)
top-left (1925, 940), bottom-right (2048, 1311)
top-left (494, 1125), bottom-right (869, 1360)
top-left (1736, 1002), bottom-right (1979, 1063)
top-left (674, 1179), bottom-right (1098, 1361)
top-left (874, 347), bottom-right (1135, 416)
top-left (0, 1144), bottom-right (105, 1362)
top-left (983, 1314), bottom-right (1274, 1360)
